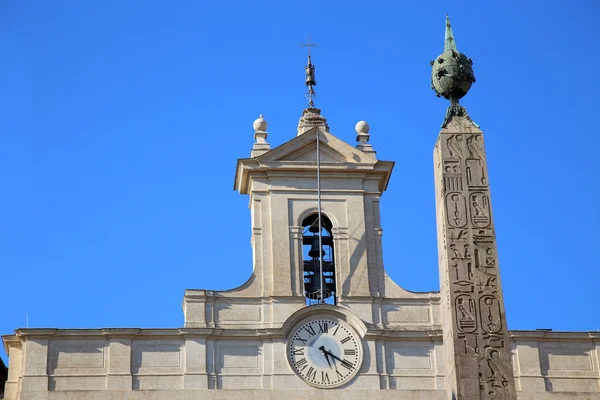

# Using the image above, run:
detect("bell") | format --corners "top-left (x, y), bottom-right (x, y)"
top-left (308, 236), bottom-right (326, 258)
top-left (303, 260), bottom-right (317, 273)
top-left (308, 220), bottom-right (320, 234)
top-left (304, 276), bottom-right (335, 299)
top-left (304, 276), bottom-right (318, 293)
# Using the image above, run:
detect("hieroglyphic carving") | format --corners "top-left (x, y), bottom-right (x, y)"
top-left (480, 296), bottom-right (502, 333)
top-left (449, 228), bottom-right (469, 243)
top-left (444, 160), bottom-right (461, 173)
top-left (459, 332), bottom-right (481, 356)
top-left (446, 134), bottom-right (464, 159)
top-left (445, 176), bottom-right (463, 192)
top-left (475, 245), bottom-right (498, 294)
top-left (466, 134), bottom-right (486, 161)
top-left (455, 295), bottom-right (477, 333)
top-left (449, 242), bottom-right (474, 294)
top-left (444, 160), bottom-right (463, 192)
top-left (470, 192), bottom-right (491, 228)
top-left (435, 130), bottom-right (516, 400)
top-left (477, 305), bottom-right (511, 400)
top-left (464, 135), bottom-right (488, 191)
top-left (482, 332), bottom-right (504, 350)
top-left (480, 349), bottom-right (510, 397)
top-left (446, 193), bottom-right (468, 227)
top-left (466, 159), bottom-right (488, 189)
top-left (473, 229), bottom-right (494, 244)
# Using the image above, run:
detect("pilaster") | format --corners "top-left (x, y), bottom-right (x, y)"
top-left (105, 332), bottom-right (134, 390)
top-left (434, 117), bottom-right (516, 400)
top-left (206, 337), bottom-right (217, 389)
top-left (21, 335), bottom-right (51, 391)
top-left (262, 336), bottom-right (274, 389)
top-left (513, 340), bottom-right (545, 391)
top-left (270, 193), bottom-right (292, 296)
top-left (375, 339), bottom-right (386, 389)
top-left (364, 195), bottom-right (383, 297)
top-left (289, 226), bottom-right (304, 297)
top-left (346, 194), bottom-right (371, 297)
top-left (252, 194), bottom-right (267, 297)
top-left (183, 334), bottom-right (208, 389)
top-left (3, 337), bottom-right (22, 400)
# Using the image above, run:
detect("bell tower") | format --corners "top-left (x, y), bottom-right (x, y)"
top-left (233, 38), bottom-right (403, 308)
top-left (182, 40), bottom-right (440, 335)
top-left (234, 108), bottom-right (395, 302)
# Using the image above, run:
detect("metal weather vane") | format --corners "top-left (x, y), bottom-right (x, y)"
top-left (301, 35), bottom-right (318, 107)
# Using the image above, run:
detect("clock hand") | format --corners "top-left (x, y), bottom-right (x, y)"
top-left (319, 346), bottom-right (333, 368)
top-left (321, 348), bottom-right (343, 363)
top-left (318, 346), bottom-right (333, 369)
top-left (319, 347), bottom-right (344, 363)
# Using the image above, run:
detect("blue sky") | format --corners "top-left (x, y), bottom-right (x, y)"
top-left (1, 1), bottom-right (599, 363)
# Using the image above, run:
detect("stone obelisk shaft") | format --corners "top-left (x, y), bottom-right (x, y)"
top-left (434, 117), bottom-right (516, 400)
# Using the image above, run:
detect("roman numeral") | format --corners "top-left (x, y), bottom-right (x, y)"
top-left (336, 369), bottom-right (344, 379)
top-left (306, 366), bottom-right (317, 380)
top-left (318, 322), bottom-right (328, 333)
top-left (295, 358), bottom-right (307, 371)
top-left (295, 336), bottom-right (307, 345)
top-left (333, 326), bottom-right (340, 336)
top-left (341, 359), bottom-right (353, 370)
top-left (304, 325), bottom-right (316, 336)
top-left (344, 349), bottom-right (356, 356)
top-left (341, 336), bottom-right (351, 344)
top-left (321, 371), bottom-right (330, 384)
top-left (293, 348), bottom-right (304, 356)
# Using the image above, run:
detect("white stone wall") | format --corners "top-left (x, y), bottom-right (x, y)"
top-left (3, 328), bottom-right (599, 399)
top-left (511, 331), bottom-right (600, 394)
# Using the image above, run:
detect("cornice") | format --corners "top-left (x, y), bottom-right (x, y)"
top-left (235, 159), bottom-right (394, 196)
top-left (509, 330), bottom-right (600, 340)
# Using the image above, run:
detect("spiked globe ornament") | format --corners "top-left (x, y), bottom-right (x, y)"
top-left (431, 15), bottom-right (479, 128)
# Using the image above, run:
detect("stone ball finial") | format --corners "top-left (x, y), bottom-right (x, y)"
top-left (355, 121), bottom-right (370, 135)
top-left (253, 114), bottom-right (267, 132)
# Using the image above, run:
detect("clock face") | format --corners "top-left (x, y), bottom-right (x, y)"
top-left (287, 317), bottom-right (362, 388)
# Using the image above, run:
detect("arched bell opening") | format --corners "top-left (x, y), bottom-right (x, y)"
top-left (301, 214), bottom-right (336, 305)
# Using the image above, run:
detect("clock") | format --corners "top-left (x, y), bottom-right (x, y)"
top-left (287, 316), bottom-right (363, 388)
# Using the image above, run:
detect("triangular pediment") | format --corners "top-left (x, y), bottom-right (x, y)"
top-left (285, 141), bottom-right (346, 163)
top-left (235, 126), bottom-right (394, 194)
top-left (257, 127), bottom-right (376, 165)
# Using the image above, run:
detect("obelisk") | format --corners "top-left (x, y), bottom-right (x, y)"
top-left (432, 16), bottom-right (517, 400)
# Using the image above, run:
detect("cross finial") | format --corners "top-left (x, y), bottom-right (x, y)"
top-left (301, 34), bottom-right (318, 108)
top-left (300, 34), bottom-right (319, 55)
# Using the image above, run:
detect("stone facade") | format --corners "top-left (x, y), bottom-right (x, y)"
top-left (2, 114), bottom-right (599, 399)
top-left (3, 327), bottom-right (599, 398)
